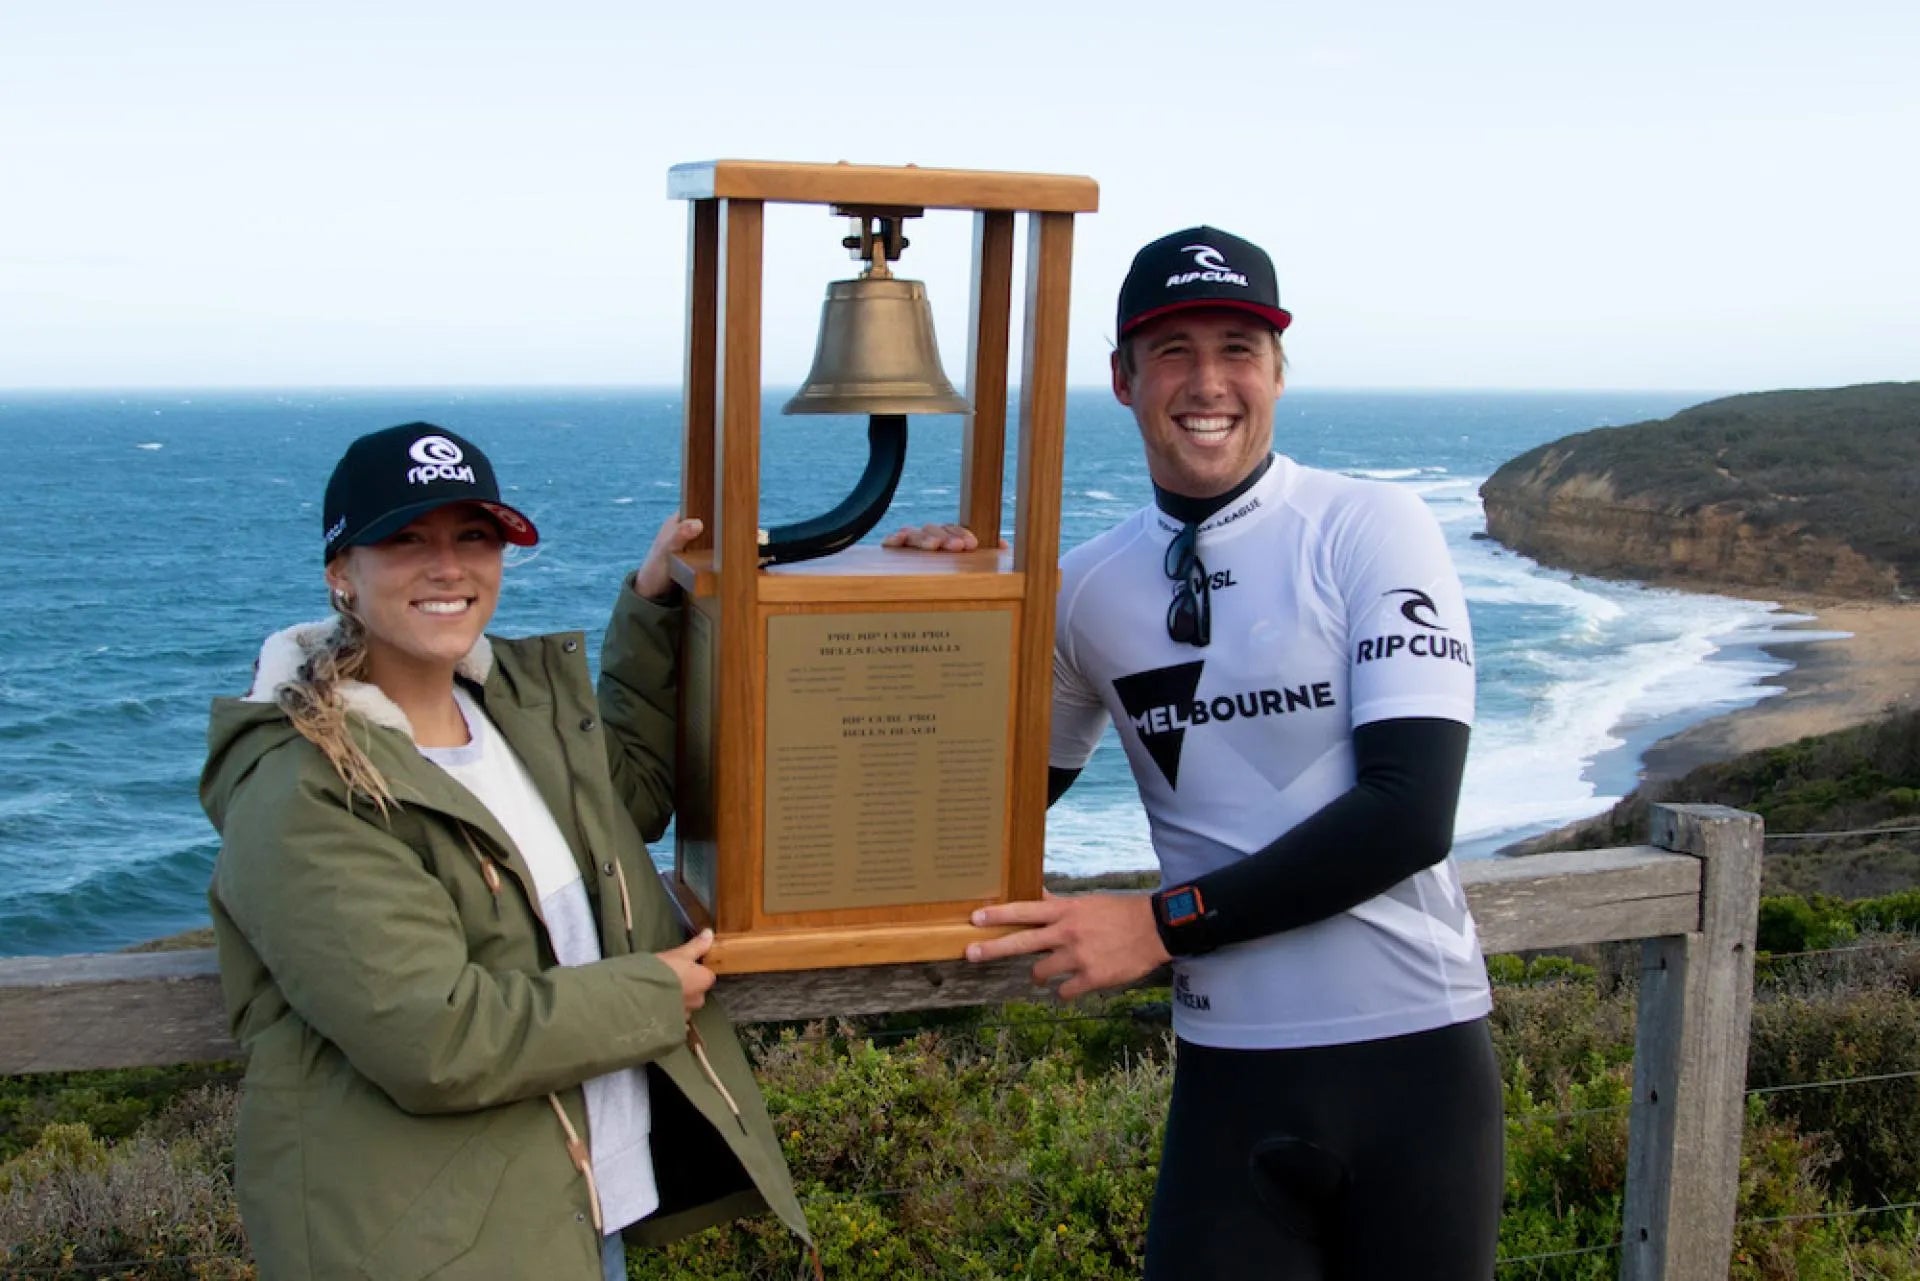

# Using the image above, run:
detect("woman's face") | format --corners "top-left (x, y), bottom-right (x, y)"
top-left (324, 504), bottom-right (503, 678)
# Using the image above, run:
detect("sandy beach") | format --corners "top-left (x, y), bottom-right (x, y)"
top-left (1638, 596), bottom-right (1920, 783)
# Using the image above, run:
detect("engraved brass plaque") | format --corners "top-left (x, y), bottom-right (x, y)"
top-left (763, 609), bottom-right (1013, 913)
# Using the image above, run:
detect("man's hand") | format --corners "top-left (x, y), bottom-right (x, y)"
top-left (656, 928), bottom-right (717, 1013)
top-left (633, 513), bottom-right (704, 601)
top-left (965, 892), bottom-right (1172, 999)
top-left (880, 522), bottom-right (983, 552)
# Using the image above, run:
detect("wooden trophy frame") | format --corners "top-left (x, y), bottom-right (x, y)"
top-left (663, 160), bottom-right (1098, 973)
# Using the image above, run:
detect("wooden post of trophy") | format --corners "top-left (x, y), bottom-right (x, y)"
top-left (663, 160), bottom-right (1098, 973)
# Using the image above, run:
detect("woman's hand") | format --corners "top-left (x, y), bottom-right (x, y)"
top-left (632, 514), bottom-right (705, 601)
top-left (657, 928), bottom-right (717, 1013)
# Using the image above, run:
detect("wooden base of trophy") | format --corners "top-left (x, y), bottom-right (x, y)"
top-left (663, 161), bottom-right (1097, 973)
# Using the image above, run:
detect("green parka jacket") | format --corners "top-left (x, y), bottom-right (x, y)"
top-left (202, 586), bottom-right (806, 1281)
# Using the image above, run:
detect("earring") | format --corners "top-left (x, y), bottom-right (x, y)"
top-left (331, 588), bottom-right (355, 613)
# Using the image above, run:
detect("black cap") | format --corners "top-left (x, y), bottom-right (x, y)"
top-left (322, 423), bottom-right (538, 564)
top-left (1116, 226), bottom-right (1292, 340)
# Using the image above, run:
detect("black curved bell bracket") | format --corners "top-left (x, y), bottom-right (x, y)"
top-left (757, 415), bottom-right (908, 566)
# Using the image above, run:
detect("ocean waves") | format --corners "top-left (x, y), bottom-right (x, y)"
top-left (2, 386), bottom-right (1741, 952)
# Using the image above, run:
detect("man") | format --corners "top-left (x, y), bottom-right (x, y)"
top-left (887, 226), bottom-right (1502, 1279)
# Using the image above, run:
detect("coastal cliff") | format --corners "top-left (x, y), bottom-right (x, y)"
top-left (1480, 383), bottom-right (1920, 598)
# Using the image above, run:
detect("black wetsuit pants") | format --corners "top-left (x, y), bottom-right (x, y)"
top-left (1143, 1018), bottom-right (1503, 1280)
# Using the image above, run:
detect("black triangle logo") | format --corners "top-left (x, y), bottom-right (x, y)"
top-left (1112, 661), bottom-right (1205, 789)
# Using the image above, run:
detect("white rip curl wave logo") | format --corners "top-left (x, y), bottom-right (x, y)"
top-left (406, 434), bottom-right (475, 485)
top-left (1166, 243), bottom-right (1248, 290)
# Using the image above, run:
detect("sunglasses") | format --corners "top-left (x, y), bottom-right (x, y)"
top-left (1164, 521), bottom-right (1211, 647)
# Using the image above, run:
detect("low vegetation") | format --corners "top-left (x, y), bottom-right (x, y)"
top-left (4, 946), bottom-right (1919, 1279)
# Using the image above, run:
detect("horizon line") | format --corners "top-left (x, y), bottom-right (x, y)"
top-left (0, 381), bottom-right (1752, 398)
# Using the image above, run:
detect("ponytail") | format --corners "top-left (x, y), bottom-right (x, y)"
top-left (276, 599), bottom-right (396, 814)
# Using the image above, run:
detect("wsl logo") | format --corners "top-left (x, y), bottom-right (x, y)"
top-left (406, 435), bottom-right (476, 486)
top-left (1165, 244), bottom-right (1249, 290)
top-left (1354, 588), bottom-right (1474, 667)
top-left (1114, 661), bottom-right (1338, 788)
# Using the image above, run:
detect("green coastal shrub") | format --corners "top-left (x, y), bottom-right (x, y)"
top-left (0, 1089), bottom-right (248, 1280)
top-left (0, 1062), bottom-right (241, 1163)
top-left (1748, 984), bottom-right (1920, 1207)
top-left (625, 1019), bottom-right (1165, 1280)
top-left (1757, 895), bottom-right (1859, 955)
top-left (1727, 1102), bottom-right (1854, 1281)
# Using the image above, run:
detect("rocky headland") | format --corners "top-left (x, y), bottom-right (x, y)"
top-left (1484, 382), bottom-right (1920, 876)
top-left (1480, 382), bottom-right (1920, 599)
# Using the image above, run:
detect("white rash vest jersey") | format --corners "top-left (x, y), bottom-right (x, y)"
top-left (1050, 455), bottom-right (1492, 1050)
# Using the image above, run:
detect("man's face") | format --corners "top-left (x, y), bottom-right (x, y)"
top-left (1112, 309), bottom-right (1284, 499)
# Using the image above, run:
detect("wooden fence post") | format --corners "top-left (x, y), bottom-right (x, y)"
top-left (1621, 802), bottom-right (1763, 1281)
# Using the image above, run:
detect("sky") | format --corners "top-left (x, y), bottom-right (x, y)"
top-left (1, 0), bottom-right (1915, 391)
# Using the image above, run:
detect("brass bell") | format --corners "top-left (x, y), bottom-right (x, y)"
top-left (783, 276), bottom-right (970, 417)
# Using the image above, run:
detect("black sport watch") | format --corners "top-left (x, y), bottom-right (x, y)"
top-left (1151, 883), bottom-right (1221, 957)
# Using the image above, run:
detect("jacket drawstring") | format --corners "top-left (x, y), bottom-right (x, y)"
top-left (457, 826), bottom-right (504, 898)
top-left (612, 858), bottom-right (635, 950)
top-left (467, 830), bottom-right (748, 1242)
top-left (686, 1023), bottom-right (746, 1134)
top-left (610, 855), bottom-right (739, 1134)
top-left (547, 1094), bottom-right (605, 1234)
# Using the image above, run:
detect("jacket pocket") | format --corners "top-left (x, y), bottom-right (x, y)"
top-left (357, 1133), bottom-right (510, 1281)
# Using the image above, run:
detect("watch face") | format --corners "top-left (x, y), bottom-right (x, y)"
top-left (1162, 886), bottom-right (1203, 927)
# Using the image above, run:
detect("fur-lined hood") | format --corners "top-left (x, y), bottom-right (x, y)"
top-left (243, 617), bottom-right (495, 739)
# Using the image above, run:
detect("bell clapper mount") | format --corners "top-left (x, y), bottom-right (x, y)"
top-left (759, 205), bottom-right (971, 567)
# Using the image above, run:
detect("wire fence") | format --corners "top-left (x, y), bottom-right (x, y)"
top-left (1765, 823), bottom-right (1920, 841)
top-left (749, 930), bottom-right (1920, 1054)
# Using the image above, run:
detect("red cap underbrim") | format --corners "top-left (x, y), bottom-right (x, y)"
top-left (476, 502), bottom-right (539, 546)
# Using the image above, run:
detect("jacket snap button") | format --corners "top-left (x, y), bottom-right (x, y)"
top-left (563, 638), bottom-right (579, 653)
top-left (579, 716), bottom-right (597, 732)
top-left (602, 861), bottom-right (615, 877)
top-left (575, 1212), bottom-right (585, 1223)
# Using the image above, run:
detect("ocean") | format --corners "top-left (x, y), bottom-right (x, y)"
top-left (0, 387), bottom-right (1806, 957)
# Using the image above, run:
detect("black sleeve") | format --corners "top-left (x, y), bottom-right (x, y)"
top-left (1047, 765), bottom-right (1082, 807)
top-left (1157, 718), bottom-right (1470, 956)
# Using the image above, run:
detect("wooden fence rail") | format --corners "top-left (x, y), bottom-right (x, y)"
top-left (0, 802), bottom-right (1762, 1281)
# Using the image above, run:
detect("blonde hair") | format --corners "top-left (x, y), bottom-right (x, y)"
top-left (276, 597), bottom-right (396, 814)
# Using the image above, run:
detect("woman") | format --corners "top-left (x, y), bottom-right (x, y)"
top-left (202, 422), bottom-right (807, 1281)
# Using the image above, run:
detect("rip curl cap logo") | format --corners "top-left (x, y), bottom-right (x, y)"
top-left (406, 434), bottom-right (476, 485)
top-left (409, 435), bottom-right (463, 466)
top-left (1184, 245), bottom-right (1230, 273)
top-left (1387, 587), bottom-right (1447, 631)
top-left (1167, 242), bottom-right (1249, 290)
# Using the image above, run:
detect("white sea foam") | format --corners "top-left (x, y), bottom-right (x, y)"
top-left (1452, 574), bottom-right (1788, 854)
top-left (1084, 489), bottom-right (1121, 502)
top-left (135, 442), bottom-right (163, 450)
top-left (611, 496), bottom-right (635, 505)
